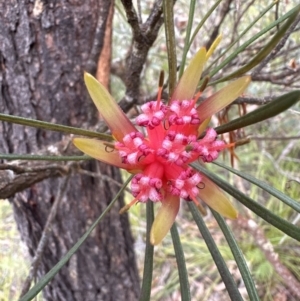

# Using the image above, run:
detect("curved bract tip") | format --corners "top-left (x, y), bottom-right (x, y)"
top-left (84, 72), bottom-right (137, 141)
top-left (197, 76), bottom-right (251, 121)
top-left (172, 47), bottom-right (207, 102)
top-left (200, 175), bottom-right (238, 219)
top-left (73, 137), bottom-right (140, 172)
top-left (150, 195), bottom-right (180, 245)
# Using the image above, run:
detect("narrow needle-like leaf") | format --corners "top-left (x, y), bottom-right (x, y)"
top-left (215, 91), bottom-right (300, 135)
top-left (212, 210), bottom-right (260, 301)
top-left (188, 202), bottom-right (243, 301)
top-left (178, 0), bottom-right (196, 79)
top-left (171, 223), bottom-right (191, 301)
top-left (163, 0), bottom-right (177, 96)
top-left (0, 154), bottom-right (91, 161)
top-left (211, 6), bottom-right (299, 83)
top-left (214, 161), bottom-right (300, 213)
top-left (205, 1), bottom-right (278, 73)
top-left (0, 113), bottom-right (112, 140)
top-left (208, 4), bottom-right (300, 80)
top-left (140, 202), bottom-right (154, 301)
top-left (191, 163), bottom-right (300, 242)
top-left (188, 0), bottom-right (223, 49)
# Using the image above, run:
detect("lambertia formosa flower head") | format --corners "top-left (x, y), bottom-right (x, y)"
top-left (73, 46), bottom-right (251, 245)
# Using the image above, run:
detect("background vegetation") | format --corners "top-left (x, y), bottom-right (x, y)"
top-left (1, 0), bottom-right (300, 300)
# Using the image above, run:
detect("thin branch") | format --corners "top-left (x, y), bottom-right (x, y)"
top-left (250, 135), bottom-right (300, 141)
top-left (236, 216), bottom-right (300, 299)
top-left (0, 162), bottom-right (68, 174)
top-left (277, 135), bottom-right (300, 163)
top-left (252, 67), bottom-right (300, 83)
top-left (118, 0), bottom-right (165, 112)
top-left (205, 0), bottom-right (233, 50)
top-left (0, 161), bottom-right (69, 199)
top-left (233, 95), bottom-right (276, 105)
top-left (77, 168), bottom-right (131, 192)
top-left (120, 0), bottom-right (142, 41)
top-left (137, 0), bottom-right (142, 23)
top-left (19, 175), bottom-right (70, 298)
top-left (0, 139), bottom-right (81, 199)
top-left (144, 0), bottom-right (163, 31)
top-left (263, 150), bottom-right (300, 183)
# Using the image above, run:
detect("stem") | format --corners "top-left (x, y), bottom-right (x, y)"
top-left (163, 0), bottom-right (177, 98)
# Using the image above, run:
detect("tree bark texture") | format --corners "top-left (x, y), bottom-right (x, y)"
top-left (0, 1), bottom-right (140, 300)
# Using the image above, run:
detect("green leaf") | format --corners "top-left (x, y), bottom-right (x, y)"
top-left (178, 0), bottom-right (196, 79)
top-left (188, 202), bottom-right (244, 301)
top-left (211, 6), bottom-right (300, 83)
top-left (20, 176), bottom-right (133, 301)
top-left (191, 163), bottom-right (300, 242)
top-left (205, 1), bottom-right (278, 74)
top-left (139, 201), bottom-right (154, 301)
top-left (163, 0), bottom-right (177, 96)
top-left (171, 223), bottom-right (191, 301)
top-left (212, 210), bottom-right (260, 301)
top-left (0, 113), bottom-right (112, 140)
top-left (208, 4), bottom-right (300, 80)
top-left (188, 0), bottom-right (223, 49)
top-left (215, 91), bottom-right (300, 135)
top-left (0, 154), bottom-right (91, 161)
top-left (214, 161), bottom-right (300, 214)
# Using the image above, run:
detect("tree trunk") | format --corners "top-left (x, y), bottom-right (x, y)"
top-left (0, 1), bottom-right (140, 300)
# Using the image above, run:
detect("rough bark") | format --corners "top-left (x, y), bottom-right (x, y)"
top-left (0, 1), bottom-right (139, 300)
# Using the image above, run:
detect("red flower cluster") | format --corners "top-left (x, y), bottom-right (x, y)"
top-left (73, 47), bottom-right (250, 244)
